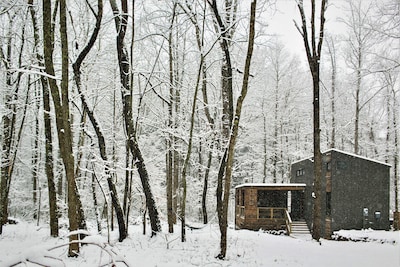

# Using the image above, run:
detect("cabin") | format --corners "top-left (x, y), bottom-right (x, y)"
top-left (235, 183), bottom-right (306, 234)
top-left (291, 149), bottom-right (391, 238)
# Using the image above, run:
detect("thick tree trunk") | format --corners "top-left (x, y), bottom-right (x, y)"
top-left (312, 71), bottom-right (322, 241)
top-left (43, 0), bottom-right (79, 256)
top-left (296, 0), bottom-right (327, 242)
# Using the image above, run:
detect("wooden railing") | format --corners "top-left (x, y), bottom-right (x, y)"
top-left (257, 207), bottom-right (292, 235)
top-left (258, 207), bottom-right (286, 219)
top-left (285, 209), bottom-right (292, 235)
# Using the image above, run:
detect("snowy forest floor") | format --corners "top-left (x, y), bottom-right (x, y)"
top-left (0, 220), bottom-right (399, 267)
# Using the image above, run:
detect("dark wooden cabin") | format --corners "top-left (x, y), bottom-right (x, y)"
top-left (291, 148), bottom-right (390, 238)
top-left (235, 183), bottom-right (306, 234)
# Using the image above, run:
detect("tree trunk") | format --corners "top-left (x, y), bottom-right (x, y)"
top-left (71, 0), bottom-right (128, 242)
top-left (207, 0), bottom-right (236, 257)
top-left (167, 3), bottom-right (177, 233)
top-left (216, 0), bottom-right (257, 259)
top-left (43, 0), bottom-right (80, 256)
top-left (0, 13), bottom-right (16, 234)
top-left (296, 0), bottom-right (327, 242)
top-left (326, 37), bottom-right (337, 148)
top-left (29, 0), bottom-right (59, 235)
top-left (0, 11), bottom-right (26, 234)
top-left (109, 0), bottom-right (161, 236)
top-left (32, 82), bottom-right (40, 221)
top-left (392, 88), bottom-right (399, 228)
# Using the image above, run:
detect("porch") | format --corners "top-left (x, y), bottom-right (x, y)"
top-left (235, 183), bottom-right (307, 235)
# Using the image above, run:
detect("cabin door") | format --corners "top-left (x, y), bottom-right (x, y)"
top-left (290, 191), bottom-right (305, 220)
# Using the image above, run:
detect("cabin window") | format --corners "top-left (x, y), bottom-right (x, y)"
top-left (296, 168), bottom-right (304, 177)
top-left (240, 189), bottom-right (245, 206)
top-left (337, 161), bottom-right (347, 170)
top-left (326, 162), bottom-right (332, 171)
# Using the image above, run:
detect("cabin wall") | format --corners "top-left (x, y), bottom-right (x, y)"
top-left (330, 151), bottom-right (390, 231)
top-left (291, 150), bottom-right (390, 236)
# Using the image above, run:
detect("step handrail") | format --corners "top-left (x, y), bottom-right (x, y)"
top-left (284, 209), bottom-right (292, 235)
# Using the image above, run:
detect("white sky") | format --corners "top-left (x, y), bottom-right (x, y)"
top-left (266, 1), bottom-right (349, 56)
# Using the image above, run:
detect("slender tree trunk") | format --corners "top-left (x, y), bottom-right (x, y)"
top-left (0, 11), bottom-right (26, 233)
top-left (273, 73), bottom-right (279, 183)
top-left (326, 37), bottom-right (337, 148)
top-left (179, 44), bottom-right (205, 242)
top-left (29, 0), bottom-right (59, 234)
top-left (207, 0), bottom-right (235, 256)
top-left (181, 1), bottom-right (213, 225)
top-left (392, 89), bottom-right (399, 227)
top-left (32, 82), bottom-right (40, 221)
top-left (72, 0), bottom-right (128, 242)
top-left (0, 13), bottom-right (17, 234)
top-left (167, 3), bottom-right (177, 233)
top-left (109, 0), bottom-right (161, 236)
top-left (217, 1), bottom-right (256, 259)
top-left (354, 51), bottom-right (362, 154)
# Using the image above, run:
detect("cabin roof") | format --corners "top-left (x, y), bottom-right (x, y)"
top-left (235, 183), bottom-right (306, 190)
top-left (291, 148), bottom-right (391, 167)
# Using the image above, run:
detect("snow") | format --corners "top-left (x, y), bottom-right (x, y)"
top-left (0, 221), bottom-right (399, 267)
top-left (235, 183), bottom-right (307, 188)
top-left (291, 148), bottom-right (391, 167)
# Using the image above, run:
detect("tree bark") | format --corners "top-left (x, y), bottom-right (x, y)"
top-left (207, 0), bottom-right (236, 257)
top-left (43, 0), bottom-right (80, 256)
top-left (296, 0), bottom-right (328, 242)
top-left (71, 0), bottom-right (129, 242)
top-left (216, 0), bottom-right (256, 259)
top-left (0, 11), bottom-right (26, 234)
top-left (167, 3), bottom-right (177, 234)
top-left (28, 0), bottom-right (59, 237)
top-left (109, 0), bottom-right (161, 236)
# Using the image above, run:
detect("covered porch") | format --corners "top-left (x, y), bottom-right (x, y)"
top-left (235, 183), bottom-right (306, 235)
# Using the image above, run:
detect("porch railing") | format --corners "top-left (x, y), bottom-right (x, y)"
top-left (257, 207), bottom-right (292, 235)
top-left (284, 209), bottom-right (292, 235)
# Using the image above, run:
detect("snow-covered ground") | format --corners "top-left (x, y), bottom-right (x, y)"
top-left (0, 220), bottom-right (399, 267)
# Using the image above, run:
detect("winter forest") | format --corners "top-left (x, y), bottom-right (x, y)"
top-left (1, 0), bottom-right (400, 265)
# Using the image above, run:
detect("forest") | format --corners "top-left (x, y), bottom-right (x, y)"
top-left (0, 0), bottom-right (399, 263)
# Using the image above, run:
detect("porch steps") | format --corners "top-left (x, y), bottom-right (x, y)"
top-left (290, 220), bottom-right (312, 240)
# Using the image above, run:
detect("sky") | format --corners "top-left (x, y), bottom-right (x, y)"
top-left (266, 0), bottom-right (350, 57)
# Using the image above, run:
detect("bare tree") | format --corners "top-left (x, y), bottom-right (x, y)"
top-left (325, 35), bottom-right (339, 149)
top-left (42, 0), bottom-right (80, 256)
top-left (340, 0), bottom-right (376, 155)
top-left (295, 0), bottom-right (328, 242)
top-left (214, 0), bottom-right (257, 259)
top-left (109, 0), bottom-right (161, 236)
top-left (206, 0), bottom-right (236, 258)
top-left (0, 7), bottom-right (29, 235)
top-left (28, 0), bottom-right (59, 238)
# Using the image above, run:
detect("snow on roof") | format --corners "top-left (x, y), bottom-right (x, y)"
top-left (291, 148), bottom-right (391, 167)
top-left (235, 183), bottom-right (307, 189)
